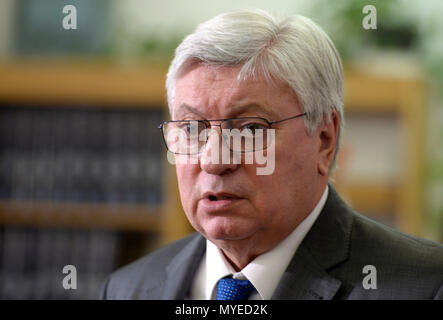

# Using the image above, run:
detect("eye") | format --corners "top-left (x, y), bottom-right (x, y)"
top-left (175, 122), bottom-right (189, 134)
top-left (241, 122), bottom-right (268, 133)
top-left (176, 121), bottom-right (207, 139)
top-left (184, 123), bottom-right (192, 133)
top-left (177, 121), bottom-right (194, 133)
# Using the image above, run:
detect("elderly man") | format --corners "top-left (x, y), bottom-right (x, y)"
top-left (101, 9), bottom-right (443, 300)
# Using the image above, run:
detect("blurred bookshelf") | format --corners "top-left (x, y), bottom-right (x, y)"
top-left (0, 60), bottom-right (193, 299)
top-left (334, 64), bottom-right (426, 237)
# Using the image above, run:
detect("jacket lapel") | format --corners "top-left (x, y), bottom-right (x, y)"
top-left (272, 185), bottom-right (354, 300)
top-left (271, 244), bottom-right (342, 299)
top-left (161, 234), bottom-right (206, 299)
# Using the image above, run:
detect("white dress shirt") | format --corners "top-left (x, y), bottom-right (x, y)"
top-left (189, 185), bottom-right (329, 300)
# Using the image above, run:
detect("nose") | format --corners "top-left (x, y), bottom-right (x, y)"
top-left (199, 127), bottom-right (239, 175)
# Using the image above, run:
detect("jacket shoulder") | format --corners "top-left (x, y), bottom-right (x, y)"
top-left (352, 211), bottom-right (443, 265)
top-left (100, 233), bottom-right (202, 299)
top-left (338, 211), bottom-right (443, 299)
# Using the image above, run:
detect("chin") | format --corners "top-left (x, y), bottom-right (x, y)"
top-left (202, 220), bottom-right (257, 242)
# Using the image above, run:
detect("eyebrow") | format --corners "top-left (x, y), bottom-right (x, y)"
top-left (174, 103), bottom-right (277, 120)
top-left (174, 104), bottom-right (206, 119)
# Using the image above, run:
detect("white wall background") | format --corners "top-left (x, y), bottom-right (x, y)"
top-left (111, 0), bottom-right (311, 37)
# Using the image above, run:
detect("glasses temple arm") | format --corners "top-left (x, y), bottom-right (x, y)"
top-left (269, 112), bottom-right (307, 126)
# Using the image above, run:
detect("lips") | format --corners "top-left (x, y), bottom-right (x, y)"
top-left (200, 192), bottom-right (245, 212)
top-left (205, 193), bottom-right (239, 201)
top-left (202, 192), bottom-right (241, 201)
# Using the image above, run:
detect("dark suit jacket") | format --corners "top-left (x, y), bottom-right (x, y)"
top-left (100, 187), bottom-right (443, 299)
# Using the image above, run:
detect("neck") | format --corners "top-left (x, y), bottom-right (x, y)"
top-left (215, 227), bottom-right (296, 271)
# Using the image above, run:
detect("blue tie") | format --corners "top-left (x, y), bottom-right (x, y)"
top-left (216, 277), bottom-right (255, 300)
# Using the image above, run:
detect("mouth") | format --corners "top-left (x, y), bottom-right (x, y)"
top-left (203, 192), bottom-right (241, 201)
top-left (200, 192), bottom-right (245, 212)
top-left (208, 194), bottom-right (236, 201)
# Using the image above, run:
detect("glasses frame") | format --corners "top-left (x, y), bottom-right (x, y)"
top-left (158, 112), bottom-right (307, 155)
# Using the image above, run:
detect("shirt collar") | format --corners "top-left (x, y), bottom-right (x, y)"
top-left (205, 185), bottom-right (329, 299)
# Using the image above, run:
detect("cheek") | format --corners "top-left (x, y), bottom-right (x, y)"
top-left (175, 163), bottom-right (199, 211)
top-left (277, 131), bottom-right (318, 173)
top-left (261, 136), bottom-right (318, 200)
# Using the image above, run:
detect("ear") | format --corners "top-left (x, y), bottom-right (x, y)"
top-left (317, 110), bottom-right (339, 176)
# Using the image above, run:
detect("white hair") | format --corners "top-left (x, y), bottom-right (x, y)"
top-left (166, 9), bottom-right (344, 172)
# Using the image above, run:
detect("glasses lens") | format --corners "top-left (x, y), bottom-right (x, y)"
top-left (222, 118), bottom-right (269, 152)
top-left (163, 121), bottom-right (206, 154)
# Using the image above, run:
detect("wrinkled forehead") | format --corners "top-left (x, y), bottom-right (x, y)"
top-left (175, 58), bottom-right (285, 89)
top-left (173, 62), bottom-right (298, 118)
top-left (172, 65), bottom-right (298, 120)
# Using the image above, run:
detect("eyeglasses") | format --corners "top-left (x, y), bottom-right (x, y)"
top-left (158, 112), bottom-right (307, 155)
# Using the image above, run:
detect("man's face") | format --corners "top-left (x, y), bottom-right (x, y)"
top-left (173, 64), bottom-right (330, 254)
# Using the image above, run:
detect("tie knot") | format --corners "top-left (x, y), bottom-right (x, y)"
top-left (216, 277), bottom-right (255, 300)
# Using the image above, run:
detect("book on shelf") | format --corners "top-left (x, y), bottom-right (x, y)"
top-left (0, 102), bottom-right (167, 299)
